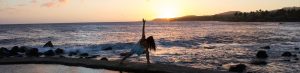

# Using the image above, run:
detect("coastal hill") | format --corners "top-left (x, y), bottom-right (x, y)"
top-left (153, 7), bottom-right (300, 22)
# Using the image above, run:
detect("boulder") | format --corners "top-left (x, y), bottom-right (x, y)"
top-left (68, 52), bottom-right (77, 56)
top-left (0, 47), bottom-right (11, 57)
top-left (43, 41), bottom-right (54, 47)
top-left (282, 52), bottom-right (292, 57)
top-left (80, 53), bottom-right (89, 57)
top-left (229, 64), bottom-right (246, 73)
top-left (55, 48), bottom-right (64, 55)
top-left (256, 50), bottom-right (268, 59)
top-left (10, 46), bottom-right (19, 55)
top-left (100, 57), bottom-right (108, 61)
top-left (19, 46), bottom-right (27, 53)
top-left (102, 47), bottom-right (113, 50)
top-left (25, 48), bottom-right (39, 57)
top-left (260, 46), bottom-right (271, 49)
top-left (44, 50), bottom-right (55, 57)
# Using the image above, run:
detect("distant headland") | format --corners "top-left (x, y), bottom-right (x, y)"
top-left (153, 7), bottom-right (300, 22)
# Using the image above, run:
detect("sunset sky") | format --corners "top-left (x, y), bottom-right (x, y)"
top-left (0, 0), bottom-right (299, 24)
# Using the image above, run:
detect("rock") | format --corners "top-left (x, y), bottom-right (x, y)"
top-left (25, 48), bottom-right (39, 57)
top-left (292, 54), bottom-right (297, 57)
top-left (68, 52), bottom-right (77, 56)
top-left (10, 46), bottom-right (19, 55)
top-left (295, 58), bottom-right (299, 60)
top-left (80, 53), bottom-right (89, 57)
top-left (55, 48), bottom-right (64, 55)
top-left (44, 50), bottom-right (55, 57)
top-left (203, 46), bottom-right (216, 49)
top-left (120, 52), bottom-right (130, 56)
top-left (282, 52), bottom-right (292, 57)
top-left (260, 46), bottom-right (271, 49)
top-left (43, 41), bottom-right (54, 47)
top-left (250, 60), bottom-right (268, 65)
top-left (86, 55), bottom-right (99, 59)
top-left (295, 48), bottom-right (299, 50)
top-left (256, 50), bottom-right (268, 59)
top-left (100, 57), bottom-right (108, 61)
top-left (102, 47), bottom-right (113, 50)
top-left (229, 64), bottom-right (246, 73)
top-left (19, 46), bottom-right (27, 53)
top-left (0, 47), bottom-right (11, 57)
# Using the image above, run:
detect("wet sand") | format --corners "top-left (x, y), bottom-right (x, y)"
top-left (0, 57), bottom-right (231, 73)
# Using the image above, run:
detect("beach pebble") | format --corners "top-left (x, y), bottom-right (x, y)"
top-left (281, 52), bottom-right (292, 57)
top-left (256, 50), bottom-right (268, 59)
top-left (229, 64), bottom-right (246, 73)
top-left (43, 41), bottom-right (54, 47)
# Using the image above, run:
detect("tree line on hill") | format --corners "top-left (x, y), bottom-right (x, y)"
top-left (154, 7), bottom-right (300, 22)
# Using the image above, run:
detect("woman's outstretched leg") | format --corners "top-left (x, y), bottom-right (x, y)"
top-left (119, 53), bottom-right (133, 65)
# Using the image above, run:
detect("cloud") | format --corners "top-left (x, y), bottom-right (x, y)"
top-left (41, 0), bottom-right (68, 8)
top-left (31, 0), bottom-right (36, 3)
top-left (58, 0), bottom-right (68, 3)
top-left (41, 2), bottom-right (55, 7)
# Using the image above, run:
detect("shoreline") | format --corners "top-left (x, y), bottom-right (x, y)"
top-left (0, 57), bottom-right (231, 73)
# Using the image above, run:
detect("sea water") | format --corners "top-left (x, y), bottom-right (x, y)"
top-left (1, 21), bottom-right (300, 72)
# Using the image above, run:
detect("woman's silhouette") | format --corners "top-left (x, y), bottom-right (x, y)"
top-left (120, 19), bottom-right (156, 65)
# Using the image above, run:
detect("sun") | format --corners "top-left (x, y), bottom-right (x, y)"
top-left (157, 6), bottom-right (178, 18)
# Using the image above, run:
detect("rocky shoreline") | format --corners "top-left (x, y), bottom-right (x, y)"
top-left (0, 57), bottom-right (230, 73)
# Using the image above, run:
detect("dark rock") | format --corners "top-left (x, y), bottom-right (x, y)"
top-left (55, 48), bottom-right (64, 55)
top-left (19, 46), bottom-right (27, 53)
top-left (250, 60), bottom-right (268, 65)
top-left (120, 52), bottom-right (130, 56)
top-left (80, 53), bottom-right (89, 57)
top-left (0, 47), bottom-right (11, 57)
top-left (10, 46), bottom-right (19, 55)
top-left (261, 46), bottom-right (271, 49)
top-left (102, 47), bottom-right (113, 50)
top-left (282, 52), bottom-right (292, 57)
top-left (203, 46), bottom-right (216, 49)
top-left (292, 54), bottom-right (297, 57)
top-left (25, 48), bottom-right (39, 57)
top-left (295, 58), bottom-right (299, 60)
top-left (256, 50), bottom-right (268, 59)
top-left (59, 55), bottom-right (65, 58)
top-left (68, 52), bottom-right (77, 56)
top-left (44, 50), bottom-right (55, 57)
top-left (295, 48), bottom-right (299, 50)
top-left (86, 55), bottom-right (99, 59)
top-left (229, 64), bottom-right (246, 73)
top-left (43, 41), bottom-right (54, 47)
top-left (100, 57), bottom-right (108, 61)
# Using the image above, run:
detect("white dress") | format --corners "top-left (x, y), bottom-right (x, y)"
top-left (130, 42), bottom-right (145, 56)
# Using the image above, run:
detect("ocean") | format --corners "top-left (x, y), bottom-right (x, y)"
top-left (1, 21), bottom-right (300, 72)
